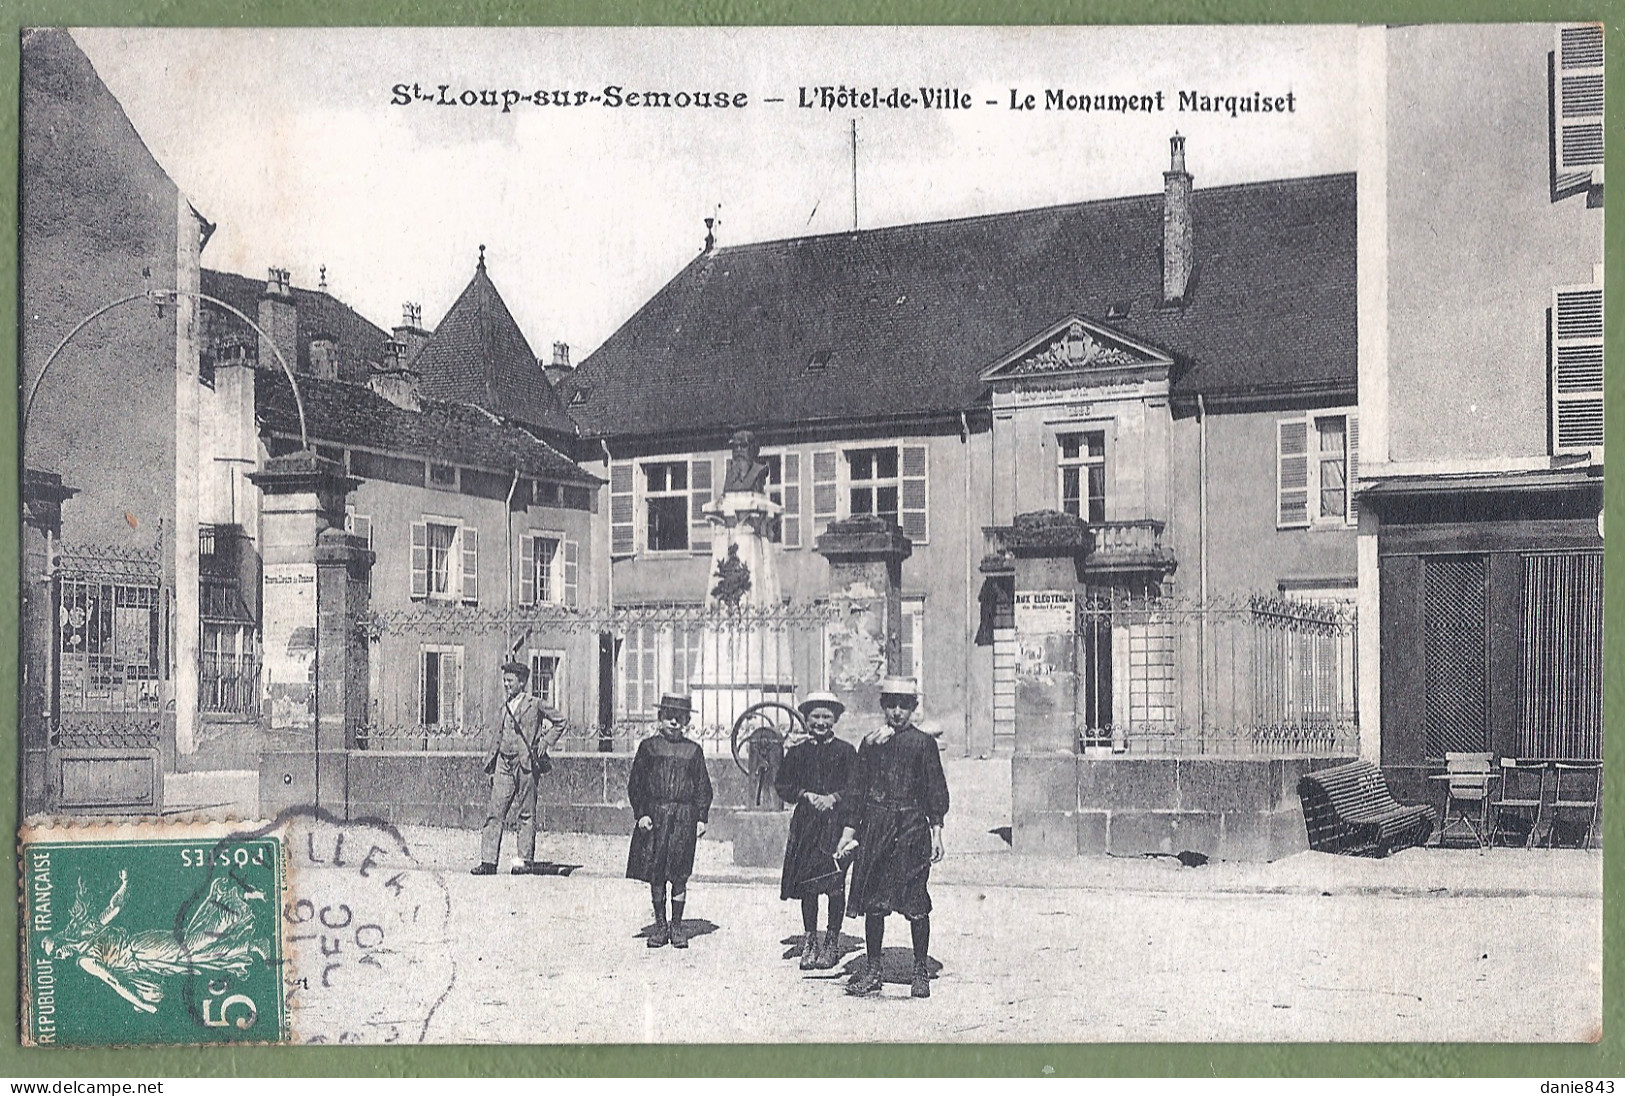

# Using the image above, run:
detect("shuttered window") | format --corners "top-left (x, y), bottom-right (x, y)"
top-left (689, 458), bottom-right (714, 555)
top-left (1278, 412), bottom-right (1358, 528)
top-left (460, 527), bottom-right (479, 604)
top-left (610, 460), bottom-right (636, 557)
top-left (419, 644), bottom-right (464, 728)
top-left (563, 539), bottom-right (578, 607)
top-left (1552, 24), bottom-right (1604, 201)
top-left (411, 518), bottom-right (476, 602)
top-left (1552, 284), bottom-right (1604, 454)
top-left (777, 452), bottom-right (802, 548)
top-left (1276, 421), bottom-right (1310, 529)
top-left (900, 445), bottom-right (929, 543)
top-left (812, 449), bottom-right (839, 535)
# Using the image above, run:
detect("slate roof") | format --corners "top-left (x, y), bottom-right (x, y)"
top-left (412, 254), bottom-right (578, 437)
top-left (255, 369), bottom-right (599, 486)
top-left (568, 173), bottom-right (1356, 439)
top-left (201, 268), bottom-right (389, 378)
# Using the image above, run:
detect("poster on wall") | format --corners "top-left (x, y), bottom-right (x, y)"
top-left (261, 561), bottom-right (316, 732)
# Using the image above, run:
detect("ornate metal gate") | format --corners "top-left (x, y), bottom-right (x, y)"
top-left (49, 544), bottom-right (167, 812)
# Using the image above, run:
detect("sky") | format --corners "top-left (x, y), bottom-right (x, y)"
top-left (73, 26), bottom-right (1358, 361)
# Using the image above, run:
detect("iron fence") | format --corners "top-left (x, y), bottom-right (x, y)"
top-left (357, 601), bottom-right (838, 756)
top-left (199, 649), bottom-right (262, 716)
top-left (54, 543), bottom-right (165, 717)
top-left (1072, 592), bottom-right (1358, 756)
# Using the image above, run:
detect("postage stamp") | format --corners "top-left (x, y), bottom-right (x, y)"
top-left (20, 822), bottom-right (287, 1047)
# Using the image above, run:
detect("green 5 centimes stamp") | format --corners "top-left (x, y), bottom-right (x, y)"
top-left (21, 828), bottom-right (287, 1047)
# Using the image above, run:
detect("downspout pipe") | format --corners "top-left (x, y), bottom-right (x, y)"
top-left (506, 468), bottom-right (521, 655)
top-left (960, 411), bottom-right (972, 757)
top-left (1197, 394), bottom-right (1208, 744)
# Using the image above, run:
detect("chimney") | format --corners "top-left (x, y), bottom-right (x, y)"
top-left (257, 266), bottom-right (301, 373)
top-left (703, 217), bottom-right (716, 253)
top-left (369, 341), bottom-right (422, 412)
top-left (543, 341), bottom-right (574, 388)
top-left (391, 301), bottom-right (430, 367)
top-left (1162, 134), bottom-right (1194, 306)
top-left (308, 334), bottom-right (339, 380)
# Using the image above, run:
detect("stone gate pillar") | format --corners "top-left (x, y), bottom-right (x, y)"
top-left (1007, 510), bottom-right (1089, 855)
top-left (249, 451), bottom-right (364, 817)
top-left (815, 514), bottom-right (912, 718)
top-left (22, 470), bottom-right (78, 813)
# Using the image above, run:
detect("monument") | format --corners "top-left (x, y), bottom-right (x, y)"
top-left (689, 430), bottom-right (796, 749)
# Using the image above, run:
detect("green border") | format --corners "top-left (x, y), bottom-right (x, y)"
top-left (2, 0), bottom-right (1621, 1078)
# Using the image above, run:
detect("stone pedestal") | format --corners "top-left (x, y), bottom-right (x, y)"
top-left (815, 515), bottom-right (912, 717)
top-left (1007, 511), bottom-right (1089, 855)
top-left (692, 491), bottom-right (794, 735)
top-left (22, 470), bottom-right (78, 814)
top-left (249, 451), bottom-right (362, 816)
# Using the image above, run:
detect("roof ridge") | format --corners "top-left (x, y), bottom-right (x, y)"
top-left (707, 171), bottom-right (1355, 257)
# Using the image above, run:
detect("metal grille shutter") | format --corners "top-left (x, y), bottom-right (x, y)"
top-left (1422, 555), bottom-right (1490, 756)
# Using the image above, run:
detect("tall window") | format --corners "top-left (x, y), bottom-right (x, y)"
top-left (812, 444), bottom-right (928, 542)
top-left (611, 457), bottom-right (715, 558)
top-left (1277, 411), bottom-right (1358, 529)
top-left (644, 462), bottom-right (689, 552)
top-left (621, 623), bottom-right (703, 720)
top-left (1315, 416), bottom-right (1347, 520)
top-left (411, 518), bottom-right (478, 602)
top-left (529, 650), bottom-right (563, 711)
top-left (522, 534), bottom-right (560, 605)
top-left (1057, 431), bottom-right (1106, 523)
top-left (420, 644), bottom-right (464, 728)
top-left (427, 522), bottom-right (457, 594)
top-left (898, 596), bottom-right (926, 683)
top-left (847, 447), bottom-right (900, 526)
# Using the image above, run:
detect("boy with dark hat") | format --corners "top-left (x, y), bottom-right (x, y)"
top-left (775, 691), bottom-right (858, 970)
top-left (626, 693), bottom-right (713, 949)
top-left (834, 676), bottom-right (949, 998)
top-left (472, 660), bottom-right (566, 876)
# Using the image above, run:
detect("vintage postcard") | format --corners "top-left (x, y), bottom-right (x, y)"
top-left (15, 24), bottom-right (1604, 1046)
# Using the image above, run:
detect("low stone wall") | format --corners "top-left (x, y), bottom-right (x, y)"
top-left (260, 749), bottom-right (791, 861)
top-left (1012, 754), bottom-right (1356, 861)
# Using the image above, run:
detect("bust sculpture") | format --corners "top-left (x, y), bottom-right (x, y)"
top-left (721, 429), bottom-right (772, 496)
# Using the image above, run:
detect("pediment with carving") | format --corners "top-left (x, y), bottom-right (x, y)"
top-left (980, 317), bottom-right (1173, 384)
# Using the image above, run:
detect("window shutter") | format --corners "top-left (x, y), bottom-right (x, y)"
top-left (812, 449), bottom-right (839, 534)
top-left (461, 526), bottom-right (479, 604)
top-left (447, 648), bottom-right (463, 728)
top-left (1277, 419), bottom-right (1310, 529)
top-left (519, 534), bottom-right (536, 606)
top-left (781, 452), bottom-right (802, 548)
top-left (409, 521), bottom-right (428, 600)
top-left (1345, 413), bottom-right (1360, 525)
top-left (564, 539), bottom-right (579, 607)
top-left (1553, 284), bottom-right (1605, 453)
top-left (901, 444), bottom-right (929, 543)
top-left (689, 458), bottom-right (714, 554)
top-left (417, 648), bottom-right (429, 725)
top-left (1554, 25), bottom-right (1605, 197)
top-left (610, 460), bottom-right (636, 556)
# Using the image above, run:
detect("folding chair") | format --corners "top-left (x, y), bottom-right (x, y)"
top-left (1489, 758), bottom-right (1547, 848)
top-left (1548, 762), bottom-right (1601, 848)
top-left (1437, 752), bottom-right (1494, 847)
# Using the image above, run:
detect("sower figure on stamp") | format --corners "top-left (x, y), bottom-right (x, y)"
top-left (472, 660), bottom-right (566, 876)
top-left (776, 691), bottom-right (857, 971)
top-left (627, 693), bottom-right (714, 949)
top-left (834, 675), bottom-right (949, 999)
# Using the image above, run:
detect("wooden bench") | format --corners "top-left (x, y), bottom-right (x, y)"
top-left (1297, 760), bottom-right (1436, 856)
